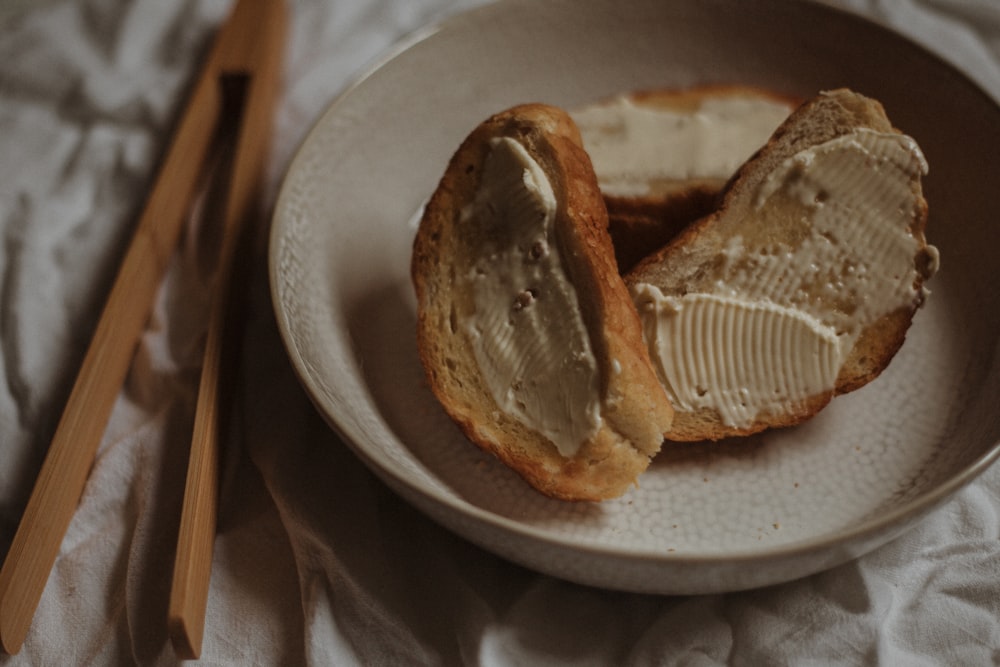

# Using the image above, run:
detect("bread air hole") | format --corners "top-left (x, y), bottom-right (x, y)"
top-left (529, 240), bottom-right (548, 260)
top-left (512, 288), bottom-right (538, 311)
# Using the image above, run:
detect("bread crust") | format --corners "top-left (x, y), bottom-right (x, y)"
top-left (412, 104), bottom-right (673, 500)
top-left (626, 89), bottom-right (935, 441)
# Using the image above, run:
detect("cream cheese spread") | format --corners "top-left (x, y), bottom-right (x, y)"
top-left (633, 289), bottom-right (842, 427)
top-left (743, 128), bottom-right (931, 341)
top-left (459, 136), bottom-right (602, 457)
top-left (633, 128), bottom-right (936, 428)
top-left (571, 94), bottom-right (792, 197)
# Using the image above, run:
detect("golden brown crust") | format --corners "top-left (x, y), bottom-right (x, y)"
top-left (626, 84), bottom-right (802, 112)
top-left (626, 89), bottom-right (934, 442)
top-left (663, 392), bottom-right (835, 442)
top-left (412, 104), bottom-right (673, 500)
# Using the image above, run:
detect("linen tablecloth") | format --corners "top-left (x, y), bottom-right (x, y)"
top-left (1, 0), bottom-right (998, 664)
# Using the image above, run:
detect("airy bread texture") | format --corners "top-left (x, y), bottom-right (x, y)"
top-left (572, 85), bottom-right (799, 272)
top-left (412, 104), bottom-right (674, 501)
top-left (626, 89), bottom-right (937, 441)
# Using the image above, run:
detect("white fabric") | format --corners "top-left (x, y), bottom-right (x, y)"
top-left (1, 0), bottom-right (998, 664)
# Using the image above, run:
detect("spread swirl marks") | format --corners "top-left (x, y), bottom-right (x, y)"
top-left (634, 289), bottom-right (841, 428)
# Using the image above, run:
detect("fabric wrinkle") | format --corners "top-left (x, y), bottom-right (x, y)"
top-left (0, 1), bottom-right (998, 665)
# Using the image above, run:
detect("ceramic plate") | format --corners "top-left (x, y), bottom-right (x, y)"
top-left (269, 0), bottom-right (1000, 593)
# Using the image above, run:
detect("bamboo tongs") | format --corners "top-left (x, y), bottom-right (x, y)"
top-left (0, 0), bottom-right (286, 658)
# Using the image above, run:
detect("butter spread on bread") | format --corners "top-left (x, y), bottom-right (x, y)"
top-left (459, 136), bottom-right (601, 457)
top-left (632, 290), bottom-right (844, 430)
top-left (413, 104), bottom-right (673, 500)
top-left (573, 91), bottom-right (794, 197)
top-left (626, 89), bottom-right (938, 441)
top-left (571, 86), bottom-right (798, 272)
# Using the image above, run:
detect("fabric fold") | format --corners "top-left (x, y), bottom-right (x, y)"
top-left (1, 1), bottom-right (998, 665)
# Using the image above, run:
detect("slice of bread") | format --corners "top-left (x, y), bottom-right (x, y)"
top-left (572, 85), bottom-right (799, 272)
top-left (412, 104), bottom-right (674, 500)
top-left (626, 89), bottom-right (938, 441)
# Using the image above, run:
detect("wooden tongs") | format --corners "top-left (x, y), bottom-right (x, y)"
top-left (0, 0), bottom-right (286, 658)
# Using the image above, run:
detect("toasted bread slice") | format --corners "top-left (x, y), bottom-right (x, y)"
top-left (626, 89), bottom-right (938, 441)
top-left (571, 85), bottom-right (799, 271)
top-left (412, 104), bottom-right (673, 500)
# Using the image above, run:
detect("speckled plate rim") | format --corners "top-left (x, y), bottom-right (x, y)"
top-left (269, 0), bottom-right (1000, 575)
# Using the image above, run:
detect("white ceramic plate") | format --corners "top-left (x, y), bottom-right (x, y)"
top-left (270, 0), bottom-right (1000, 593)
